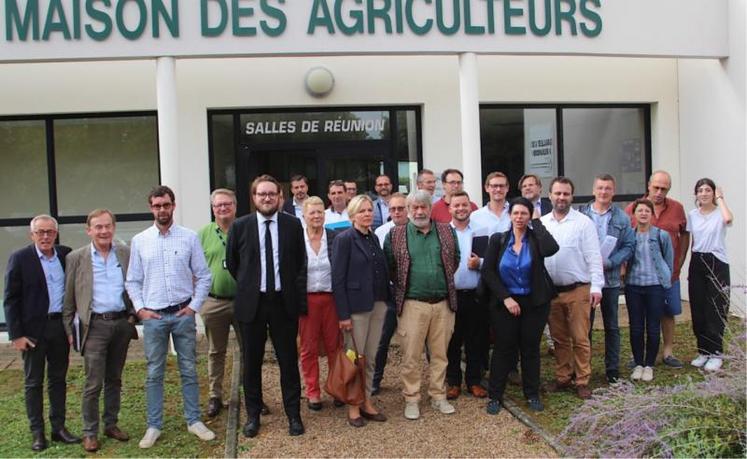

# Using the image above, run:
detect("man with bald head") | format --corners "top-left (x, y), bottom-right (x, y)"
top-left (625, 170), bottom-right (689, 369)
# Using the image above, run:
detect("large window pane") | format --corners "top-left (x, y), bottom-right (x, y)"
top-left (58, 221), bottom-right (153, 252)
top-left (54, 116), bottom-right (159, 216)
top-left (210, 114), bottom-right (236, 191)
top-left (0, 226), bottom-right (34, 323)
top-left (562, 108), bottom-right (647, 196)
top-left (0, 120), bottom-right (49, 218)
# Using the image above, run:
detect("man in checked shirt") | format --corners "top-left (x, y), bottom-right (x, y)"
top-left (126, 186), bottom-right (214, 448)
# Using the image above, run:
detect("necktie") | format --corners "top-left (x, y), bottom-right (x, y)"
top-left (265, 220), bottom-right (275, 293)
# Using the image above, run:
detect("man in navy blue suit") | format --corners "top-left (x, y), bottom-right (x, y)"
top-left (4, 215), bottom-right (81, 451)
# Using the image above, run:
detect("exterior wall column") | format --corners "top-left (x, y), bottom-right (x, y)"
top-left (156, 57), bottom-right (181, 219)
top-left (458, 52), bottom-right (483, 205)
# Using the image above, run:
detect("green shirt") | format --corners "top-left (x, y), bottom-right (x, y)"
top-left (198, 222), bottom-right (237, 298)
top-left (385, 221), bottom-right (459, 300)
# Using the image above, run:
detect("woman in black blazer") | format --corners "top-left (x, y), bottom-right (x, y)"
top-left (331, 195), bottom-right (390, 427)
top-left (481, 197), bottom-right (559, 415)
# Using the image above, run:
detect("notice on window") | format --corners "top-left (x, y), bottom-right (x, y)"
top-left (526, 124), bottom-right (555, 176)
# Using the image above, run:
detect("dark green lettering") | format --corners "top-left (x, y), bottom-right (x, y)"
top-left (503, 0), bottom-right (525, 35)
top-left (554, 0), bottom-right (577, 35)
top-left (260, 0), bottom-right (286, 37)
top-left (579, 0), bottom-right (601, 37)
top-left (201, 0), bottom-right (227, 37)
top-left (116, 0), bottom-right (147, 40)
top-left (85, 0), bottom-right (112, 41)
top-left (232, 0), bottom-right (256, 36)
top-left (73, 0), bottom-right (81, 39)
top-left (483, 0), bottom-right (495, 34)
top-left (368, 0), bottom-right (393, 33)
top-left (463, 0), bottom-right (484, 34)
top-left (335, 0), bottom-right (364, 35)
top-left (395, 0), bottom-right (404, 33)
top-left (43, 0), bottom-right (71, 40)
top-left (308, 0), bottom-right (335, 34)
top-left (152, 0), bottom-right (179, 38)
top-left (436, 0), bottom-right (459, 35)
top-left (405, 0), bottom-right (432, 35)
top-left (5, 0), bottom-right (39, 41)
top-left (528, 0), bottom-right (550, 35)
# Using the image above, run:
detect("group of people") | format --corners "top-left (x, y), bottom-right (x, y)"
top-left (3, 166), bottom-right (733, 451)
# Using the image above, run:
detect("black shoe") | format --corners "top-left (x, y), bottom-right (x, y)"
top-left (243, 418), bottom-right (260, 438)
top-left (31, 432), bottom-right (47, 452)
top-left (307, 400), bottom-right (322, 411)
top-left (51, 427), bottom-right (81, 444)
top-left (527, 398), bottom-right (544, 412)
top-left (261, 402), bottom-right (271, 415)
top-left (288, 418), bottom-right (305, 436)
top-left (606, 371), bottom-right (619, 384)
top-left (333, 399), bottom-right (345, 407)
top-left (207, 397), bottom-right (222, 418)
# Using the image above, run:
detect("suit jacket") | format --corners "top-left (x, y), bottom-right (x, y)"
top-left (372, 198), bottom-right (388, 230)
top-left (331, 227), bottom-right (391, 321)
top-left (3, 244), bottom-right (71, 341)
top-left (62, 243), bottom-right (135, 354)
top-left (538, 197), bottom-right (553, 216)
top-left (282, 199), bottom-right (297, 217)
top-left (226, 212), bottom-right (308, 322)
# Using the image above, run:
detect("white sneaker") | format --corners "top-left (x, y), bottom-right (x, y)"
top-left (704, 357), bottom-right (723, 372)
top-left (431, 399), bottom-right (456, 415)
top-left (404, 402), bottom-right (420, 420)
top-left (139, 427), bottom-right (161, 449)
top-left (691, 354), bottom-right (709, 368)
top-left (188, 421), bottom-right (216, 441)
top-left (631, 365), bottom-right (644, 380)
top-left (641, 366), bottom-right (654, 382)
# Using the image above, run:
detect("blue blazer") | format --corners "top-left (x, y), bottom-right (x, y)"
top-left (331, 227), bottom-right (391, 321)
top-left (4, 244), bottom-right (71, 340)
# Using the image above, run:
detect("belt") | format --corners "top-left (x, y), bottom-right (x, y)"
top-left (555, 282), bottom-right (590, 293)
top-left (408, 296), bottom-right (446, 304)
top-left (456, 289), bottom-right (475, 294)
top-left (91, 311), bottom-right (128, 321)
top-left (208, 293), bottom-right (234, 301)
top-left (47, 312), bottom-right (63, 320)
top-left (148, 298), bottom-right (191, 314)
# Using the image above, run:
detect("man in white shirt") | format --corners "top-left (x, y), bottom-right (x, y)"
top-left (126, 186), bottom-right (214, 448)
top-left (540, 177), bottom-right (603, 400)
top-left (471, 171), bottom-right (511, 235)
top-left (324, 180), bottom-right (351, 230)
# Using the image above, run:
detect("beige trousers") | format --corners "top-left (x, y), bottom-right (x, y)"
top-left (200, 297), bottom-right (242, 399)
top-left (347, 301), bottom-right (388, 399)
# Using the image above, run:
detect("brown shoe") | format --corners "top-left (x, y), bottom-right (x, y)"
top-left (104, 426), bottom-right (130, 442)
top-left (82, 436), bottom-right (99, 452)
top-left (446, 385), bottom-right (461, 400)
top-left (468, 385), bottom-right (488, 398)
top-left (544, 380), bottom-right (573, 393)
top-left (576, 385), bottom-right (592, 399)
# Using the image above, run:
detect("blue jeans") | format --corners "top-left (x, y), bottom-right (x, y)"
top-left (625, 285), bottom-right (665, 367)
top-left (590, 287), bottom-right (621, 376)
top-left (143, 313), bottom-right (200, 429)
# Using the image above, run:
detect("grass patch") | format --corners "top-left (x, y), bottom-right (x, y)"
top-left (0, 355), bottom-right (229, 458)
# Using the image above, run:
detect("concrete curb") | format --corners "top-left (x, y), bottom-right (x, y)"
top-left (502, 398), bottom-right (568, 457)
top-left (225, 350), bottom-right (242, 459)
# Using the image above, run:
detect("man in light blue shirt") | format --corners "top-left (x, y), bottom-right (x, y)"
top-left (470, 172), bottom-right (511, 235)
top-left (126, 186), bottom-right (213, 448)
top-left (445, 191), bottom-right (490, 400)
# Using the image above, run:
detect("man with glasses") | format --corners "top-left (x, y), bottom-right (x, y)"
top-left (282, 175), bottom-right (309, 219)
top-left (126, 186), bottom-right (214, 448)
top-left (431, 169), bottom-right (477, 223)
top-left (372, 174), bottom-right (394, 230)
top-left (471, 172), bottom-right (512, 234)
top-left (416, 169), bottom-right (440, 204)
top-left (344, 180), bottom-right (358, 202)
top-left (227, 175), bottom-right (307, 438)
top-left (625, 170), bottom-right (689, 369)
top-left (4, 215), bottom-right (80, 451)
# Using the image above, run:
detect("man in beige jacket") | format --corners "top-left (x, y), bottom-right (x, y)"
top-left (63, 209), bottom-right (137, 453)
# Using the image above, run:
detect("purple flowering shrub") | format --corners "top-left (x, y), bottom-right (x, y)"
top-left (559, 326), bottom-right (746, 458)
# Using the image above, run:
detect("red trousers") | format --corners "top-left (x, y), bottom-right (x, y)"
top-left (299, 292), bottom-right (340, 400)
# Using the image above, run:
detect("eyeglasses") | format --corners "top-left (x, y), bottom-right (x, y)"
top-left (488, 183), bottom-right (508, 189)
top-left (445, 180), bottom-right (463, 186)
top-left (150, 203), bottom-right (173, 210)
top-left (255, 192), bottom-right (279, 199)
top-left (390, 206), bottom-right (406, 212)
top-left (212, 202), bottom-right (234, 208)
top-left (33, 229), bottom-right (57, 237)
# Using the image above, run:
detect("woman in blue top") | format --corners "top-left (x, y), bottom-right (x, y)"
top-left (481, 197), bottom-right (559, 415)
top-left (625, 199), bottom-right (673, 382)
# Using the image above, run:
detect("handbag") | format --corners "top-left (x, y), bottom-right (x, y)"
top-left (324, 331), bottom-right (366, 406)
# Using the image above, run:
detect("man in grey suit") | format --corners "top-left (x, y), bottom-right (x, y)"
top-left (63, 209), bottom-right (137, 452)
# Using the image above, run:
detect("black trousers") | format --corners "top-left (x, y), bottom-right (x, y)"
top-left (22, 317), bottom-right (70, 434)
top-left (241, 293), bottom-right (301, 420)
top-left (688, 252), bottom-right (731, 355)
top-left (446, 290), bottom-right (488, 387)
top-left (488, 296), bottom-right (549, 401)
top-left (372, 305), bottom-right (397, 389)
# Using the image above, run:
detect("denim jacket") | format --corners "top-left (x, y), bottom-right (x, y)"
top-left (578, 203), bottom-right (635, 288)
top-left (629, 226), bottom-right (674, 289)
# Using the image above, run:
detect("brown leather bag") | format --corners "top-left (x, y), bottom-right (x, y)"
top-left (324, 331), bottom-right (366, 406)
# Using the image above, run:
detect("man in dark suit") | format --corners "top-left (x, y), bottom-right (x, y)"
top-left (519, 174), bottom-right (553, 217)
top-left (3, 215), bottom-right (81, 451)
top-left (281, 174), bottom-right (309, 219)
top-left (226, 174), bottom-right (307, 438)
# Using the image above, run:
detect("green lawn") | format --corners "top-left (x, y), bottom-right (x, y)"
top-left (0, 356), bottom-right (227, 458)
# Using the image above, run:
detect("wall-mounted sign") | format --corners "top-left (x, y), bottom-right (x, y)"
top-left (0, 0), bottom-right (729, 62)
top-left (241, 110), bottom-right (390, 144)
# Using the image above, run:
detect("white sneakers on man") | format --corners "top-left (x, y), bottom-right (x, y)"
top-left (404, 402), bottom-right (420, 420)
top-left (188, 421), bottom-right (216, 441)
top-left (691, 354), bottom-right (709, 368)
top-left (431, 399), bottom-right (456, 415)
top-left (641, 366), bottom-right (654, 382)
top-left (138, 427), bottom-right (161, 449)
top-left (704, 357), bottom-right (723, 372)
top-left (631, 365), bottom-right (644, 380)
